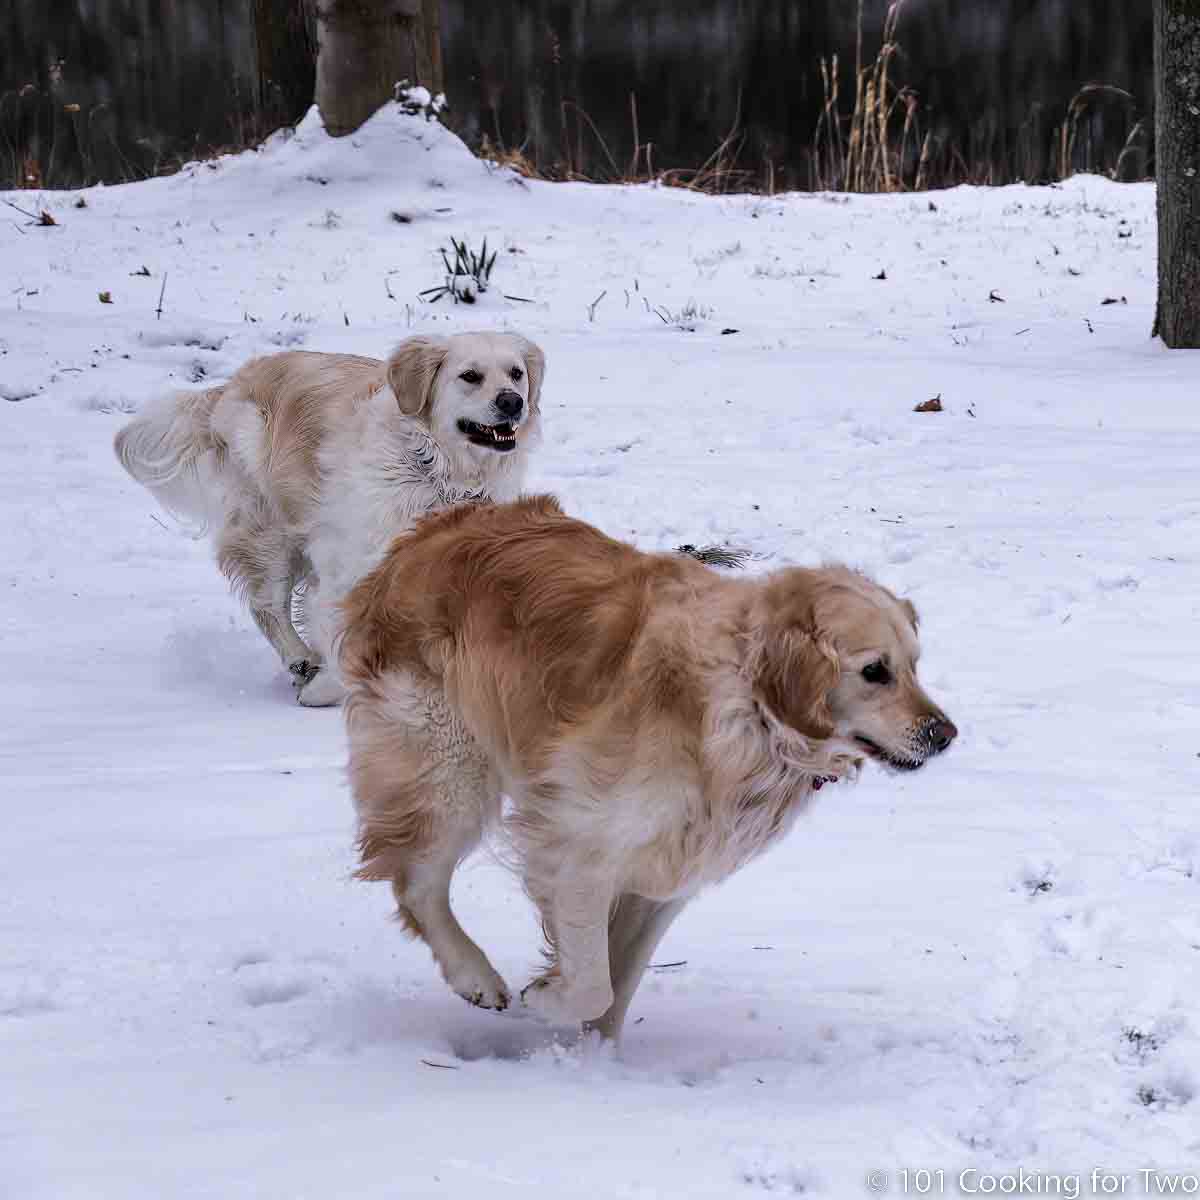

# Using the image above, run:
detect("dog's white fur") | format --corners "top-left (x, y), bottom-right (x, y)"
top-left (114, 331), bottom-right (545, 705)
top-left (340, 496), bottom-right (957, 1039)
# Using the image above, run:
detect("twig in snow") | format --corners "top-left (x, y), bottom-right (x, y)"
top-left (155, 273), bottom-right (168, 321)
top-left (3, 197), bottom-right (45, 222)
top-left (587, 290), bottom-right (607, 322)
top-left (420, 1058), bottom-right (460, 1070)
top-left (648, 960), bottom-right (688, 971)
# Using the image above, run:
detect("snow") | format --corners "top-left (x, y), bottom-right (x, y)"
top-left (3, 103), bottom-right (1199, 1198)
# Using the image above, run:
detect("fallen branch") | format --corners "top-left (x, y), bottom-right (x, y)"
top-left (3, 198), bottom-right (55, 225)
top-left (677, 544), bottom-right (750, 569)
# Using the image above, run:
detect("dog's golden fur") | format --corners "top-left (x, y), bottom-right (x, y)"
top-left (114, 332), bottom-right (544, 705)
top-left (340, 495), bottom-right (956, 1038)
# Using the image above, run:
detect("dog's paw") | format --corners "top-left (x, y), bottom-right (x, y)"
top-left (287, 656), bottom-right (322, 686)
top-left (444, 962), bottom-right (511, 1012)
top-left (521, 976), bottom-right (613, 1025)
top-left (296, 668), bottom-right (345, 708)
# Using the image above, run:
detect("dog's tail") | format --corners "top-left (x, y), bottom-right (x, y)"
top-left (113, 386), bottom-right (225, 529)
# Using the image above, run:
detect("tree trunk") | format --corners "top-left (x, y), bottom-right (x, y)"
top-left (255, 0), bottom-right (316, 128)
top-left (1154, 0), bottom-right (1200, 346)
top-left (314, 0), bottom-right (444, 137)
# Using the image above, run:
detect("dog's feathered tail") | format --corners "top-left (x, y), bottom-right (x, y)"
top-left (114, 387), bottom-right (225, 530)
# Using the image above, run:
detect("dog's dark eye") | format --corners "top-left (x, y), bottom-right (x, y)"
top-left (509, 367), bottom-right (524, 382)
top-left (862, 661), bottom-right (891, 685)
top-left (459, 370), bottom-right (483, 385)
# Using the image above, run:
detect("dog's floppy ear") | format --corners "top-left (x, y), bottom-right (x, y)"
top-left (387, 336), bottom-right (448, 417)
top-left (751, 573), bottom-right (840, 741)
top-left (755, 624), bottom-right (840, 741)
top-left (517, 336), bottom-right (546, 411)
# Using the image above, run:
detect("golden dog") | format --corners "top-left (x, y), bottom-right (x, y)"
top-left (115, 332), bottom-right (545, 705)
top-left (340, 496), bottom-right (956, 1039)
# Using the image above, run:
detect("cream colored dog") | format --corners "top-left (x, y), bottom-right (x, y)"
top-left (115, 332), bottom-right (545, 705)
top-left (340, 496), bottom-right (957, 1040)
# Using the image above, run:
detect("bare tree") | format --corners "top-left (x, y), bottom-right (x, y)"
top-left (313, 0), bottom-right (443, 138)
top-left (255, 1), bottom-right (316, 128)
top-left (1154, 0), bottom-right (1200, 346)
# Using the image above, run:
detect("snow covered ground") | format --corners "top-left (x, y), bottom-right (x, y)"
top-left (3, 104), bottom-right (1199, 1199)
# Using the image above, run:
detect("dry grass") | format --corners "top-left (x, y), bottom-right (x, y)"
top-left (479, 89), bottom-right (758, 196)
top-left (1, 83), bottom-right (277, 190)
top-left (477, 3), bottom-right (1146, 200)
top-left (477, 134), bottom-right (542, 179)
top-left (810, 1), bottom-right (1145, 194)
top-left (812, 0), bottom-right (920, 192)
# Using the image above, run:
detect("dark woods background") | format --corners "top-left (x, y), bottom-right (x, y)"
top-left (2, 0), bottom-right (1152, 191)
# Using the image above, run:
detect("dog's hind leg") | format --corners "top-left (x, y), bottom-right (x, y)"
top-left (350, 677), bottom-right (509, 1010)
top-left (390, 840), bottom-right (510, 1011)
top-left (583, 894), bottom-right (688, 1042)
top-left (218, 519), bottom-right (316, 681)
top-left (291, 579), bottom-right (346, 707)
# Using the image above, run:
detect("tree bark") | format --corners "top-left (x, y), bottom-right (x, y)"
top-left (255, 0), bottom-right (316, 128)
top-left (314, 0), bottom-right (444, 137)
top-left (1154, 0), bottom-right (1200, 346)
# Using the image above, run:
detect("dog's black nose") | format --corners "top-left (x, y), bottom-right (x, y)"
top-left (494, 390), bottom-right (524, 419)
top-left (928, 718), bottom-right (958, 753)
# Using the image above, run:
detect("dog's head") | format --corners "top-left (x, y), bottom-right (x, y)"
top-left (386, 331), bottom-right (545, 465)
top-left (751, 566), bottom-right (956, 771)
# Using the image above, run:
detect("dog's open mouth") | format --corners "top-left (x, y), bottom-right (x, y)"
top-left (854, 734), bottom-right (923, 772)
top-left (458, 419), bottom-right (519, 451)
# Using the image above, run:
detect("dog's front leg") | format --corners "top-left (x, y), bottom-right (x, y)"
top-left (521, 867), bottom-right (615, 1025)
top-left (584, 894), bottom-right (688, 1042)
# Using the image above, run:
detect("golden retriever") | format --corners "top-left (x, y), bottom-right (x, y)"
top-left (339, 495), bottom-right (957, 1040)
top-left (114, 331), bottom-right (545, 705)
